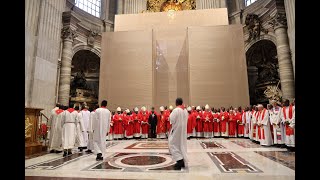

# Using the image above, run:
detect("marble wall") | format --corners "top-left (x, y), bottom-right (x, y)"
top-left (196, 0), bottom-right (227, 9)
top-left (122, 0), bottom-right (148, 14)
top-left (25, 0), bottom-right (66, 117)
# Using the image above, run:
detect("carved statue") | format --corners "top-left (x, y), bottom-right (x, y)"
top-left (264, 81), bottom-right (283, 103)
top-left (146, 0), bottom-right (195, 12)
top-left (25, 116), bottom-right (32, 139)
top-left (245, 14), bottom-right (268, 42)
top-left (256, 62), bottom-right (279, 83)
top-left (71, 70), bottom-right (87, 90)
top-left (87, 30), bottom-right (98, 47)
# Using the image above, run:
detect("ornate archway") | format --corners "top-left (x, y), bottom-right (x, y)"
top-left (69, 50), bottom-right (100, 108)
top-left (246, 40), bottom-right (280, 105)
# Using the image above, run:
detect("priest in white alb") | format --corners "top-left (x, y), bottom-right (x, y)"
top-left (168, 97), bottom-right (188, 170)
top-left (48, 104), bottom-right (63, 153)
top-left (281, 99), bottom-right (295, 151)
top-left (61, 104), bottom-right (78, 157)
top-left (269, 100), bottom-right (285, 147)
top-left (93, 100), bottom-right (111, 161)
top-left (75, 106), bottom-right (86, 152)
top-left (81, 105), bottom-right (91, 149)
top-left (257, 104), bottom-right (273, 146)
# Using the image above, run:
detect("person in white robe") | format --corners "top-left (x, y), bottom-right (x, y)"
top-left (86, 106), bottom-right (96, 153)
top-left (269, 100), bottom-right (285, 147)
top-left (281, 99), bottom-right (295, 151)
top-left (168, 98), bottom-right (188, 170)
top-left (257, 104), bottom-right (273, 146)
top-left (48, 105), bottom-right (63, 153)
top-left (93, 100), bottom-right (111, 161)
top-left (61, 105), bottom-right (78, 157)
top-left (250, 106), bottom-right (259, 142)
top-left (75, 106), bottom-right (86, 152)
top-left (81, 106), bottom-right (91, 149)
top-left (243, 107), bottom-right (251, 138)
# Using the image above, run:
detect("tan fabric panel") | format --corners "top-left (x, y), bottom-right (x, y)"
top-left (99, 31), bottom-right (153, 111)
top-left (115, 8), bottom-right (228, 32)
top-left (153, 27), bottom-right (189, 110)
top-left (188, 25), bottom-right (250, 108)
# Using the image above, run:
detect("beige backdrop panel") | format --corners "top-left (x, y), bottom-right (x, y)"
top-left (115, 8), bottom-right (228, 32)
top-left (153, 27), bottom-right (189, 110)
top-left (188, 25), bottom-right (250, 108)
top-left (99, 31), bottom-right (153, 111)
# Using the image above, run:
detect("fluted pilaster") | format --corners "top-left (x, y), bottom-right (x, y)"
top-left (284, 0), bottom-right (295, 77)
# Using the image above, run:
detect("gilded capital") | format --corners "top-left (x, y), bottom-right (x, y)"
top-left (61, 26), bottom-right (78, 41)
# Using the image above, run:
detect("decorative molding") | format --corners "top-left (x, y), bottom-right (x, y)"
top-left (244, 14), bottom-right (269, 43)
top-left (87, 30), bottom-right (99, 47)
top-left (61, 27), bottom-right (78, 41)
top-left (145, 0), bottom-right (196, 13)
top-left (269, 12), bottom-right (287, 29)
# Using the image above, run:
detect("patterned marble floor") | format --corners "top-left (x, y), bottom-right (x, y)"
top-left (25, 138), bottom-right (295, 180)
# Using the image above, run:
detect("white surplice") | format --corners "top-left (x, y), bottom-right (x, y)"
top-left (269, 106), bottom-right (285, 144)
top-left (243, 111), bottom-right (251, 138)
top-left (168, 106), bottom-right (188, 163)
top-left (61, 110), bottom-right (77, 149)
top-left (87, 111), bottom-right (95, 150)
top-left (93, 107), bottom-right (111, 157)
top-left (281, 106), bottom-right (295, 147)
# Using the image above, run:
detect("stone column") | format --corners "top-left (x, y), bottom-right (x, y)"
top-left (271, 13), bottom-right (295, 101)
top-left (58, 26), bottom-right (77, 106)
top-left (284, 0), bottom-right (295, 78)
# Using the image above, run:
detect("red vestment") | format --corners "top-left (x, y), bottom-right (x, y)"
top-left (194, 111), bottom-right (203, 133)
top-left (113, 113), bottom-right (125, 135)
top-left (228, 113), bottom-right (237, 136)
top-left (131, 112), bottom-right (141, 135)
top-left (213, 113), bottom-right (220, 133)
top-left (219, 111), bottom-right (229, 133)
top-left (140, 112), bottom-right (149, 135)
top-left (187, 113), bottom-right (196, 134)
top-left (125, 114), bottom-right (134, 137)
top-left (236, 112), bottom-right (244, 136)
top-left (157, 112), bottom-right (167, 134)
top-left (202, 111), bottom-right (213, 132)
top-left (166, 110), bottom-right (171, 133)
top-left (283, 105), bottom-right (294, 136)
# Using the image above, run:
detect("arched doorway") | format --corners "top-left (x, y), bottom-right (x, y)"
top-left (246, 40), bottom-right (280, 105)
top-left (70, 50), bottom-right (100, 108)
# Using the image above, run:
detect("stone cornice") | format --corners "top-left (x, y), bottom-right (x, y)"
top-left (61, 26), bottom-right (78, 41)
top-left (269, 12), bottom-right (287, 30)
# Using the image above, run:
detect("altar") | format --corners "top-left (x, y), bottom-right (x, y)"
top-left (99, 8), bottom-right (250, 110)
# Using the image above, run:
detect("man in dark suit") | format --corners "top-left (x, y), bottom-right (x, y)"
top-left (148, 107), bottom-right (158, 138)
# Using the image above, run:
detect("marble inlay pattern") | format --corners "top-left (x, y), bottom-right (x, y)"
top-left (200, 141), bottom-right (225, 149)
top-left (207, 152), bottom-right (263, 173)
top-left (125, 142), bottom-right (168, 149)
top-left (106, 141), bottom-right (120, 149)
top-left (25, 151), bottom-right (50, 160)
top-left (85, 152), bottom-right (183, 172)
top-left (255, 151), bottom-right (295, 170)
top-left (26, 152), bottom-right (92, 170)
top-left (231, 140), bottom-right (263, 148)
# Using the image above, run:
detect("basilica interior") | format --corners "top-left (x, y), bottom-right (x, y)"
top-left (25, 0), bottom-right (295, 179)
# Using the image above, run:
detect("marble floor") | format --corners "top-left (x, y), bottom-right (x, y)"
top-left (25, 138), bottom-right (295, 180)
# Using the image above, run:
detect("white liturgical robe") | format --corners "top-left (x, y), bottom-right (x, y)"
top-left (93, 107), bottom-right (111, 157)
top-left (257, 109), bottom-right (273, 146)
top-left (81, 109), bottom-right (91, 146)
top-left (87, 111), bottom-right (95, 150)
top-left (281, 106), bottom-right (295, 147)
top-left (75, 112), bottom-right (86, 147)
top-left (270, 106), bottom-right (285, 144)
top-left (61, 109), bottom-right (78, 149)
top-left (243, 111), bottom-right (251, 138)
top-left (168, 106), bottom-right (188, 163)
top-left (48, 109), bottom-right (63, 151)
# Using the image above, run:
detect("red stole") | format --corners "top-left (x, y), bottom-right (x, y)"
top-left (283, 106), bottom-right (294, 135)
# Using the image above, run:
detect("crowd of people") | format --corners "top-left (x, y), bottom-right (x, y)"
top-left (47, 98), bottom-right (295, 161)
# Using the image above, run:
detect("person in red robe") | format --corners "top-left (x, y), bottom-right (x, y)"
top-left (124, 109), bottom-right (134, 139)
top-left (219, 107), bottom-right (229, 137)
top-left (140, 106), bottom-right (149, 139)
top-left (212, 108), bottom-right (220, 137)
top-left (107, 111), bottom-right (114, 141)
top-left (187, 106), bottom-right (196, 138)
top-left (113, 107), bottom-right (125, 139)
top-left (194, 106), bottom-right (203, 137)
top-left (281, 99), bottom-right (295, 151)
top-left (202, 104), bottom-right (213, 138)
top-left (235, 107), bottom-right (244, 137)
top-left (132, 107), bottom-right (141, 138)
top-left (166, 105), bottom-right (173, 137)
top-left (157, 106), bottom-right (167, 139)
top-left (228, 109), bottom-right (237, 137)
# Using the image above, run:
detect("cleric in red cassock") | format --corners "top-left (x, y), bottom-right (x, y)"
top-left (202, 104), bottom-right (213, 138)
top-left (113, 107), bottom-right (125, 139)
top-left (212, 108), bottom-right (220, 137)
top-left (194, 106), bottom-right (203, 137)
top-left (107, 111), bottom-right (114, 140)
top-left (140, 106), bottom-right (149, 139)
top-left (132, 107), bottom-right (141, 138)
top-left (124, 109), bottom-right (134, 139)
top-left (219, 107), bottom-right (229, 137)
top-left (228, 109), bottom-right (237, 137)
top-left (187, 106), bottom-right (196, 138)
top-left (157, 106), bottom-right (167, 139)
top-left (236, 107), bottom-right (244, 137)
top-left (165, 105), bottom-right (173, 136)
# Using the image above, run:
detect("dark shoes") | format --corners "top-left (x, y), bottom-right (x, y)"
top-left (174, 159), bottom-right (185, 170)
top-left (85, 149), bottom-right (93, 153)
top-left (63, 152), bottom-right (67, 157)
top-left (50, 150), bottom-right (55, 153)
top-left (96, 153), bottom-right (103, 161)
